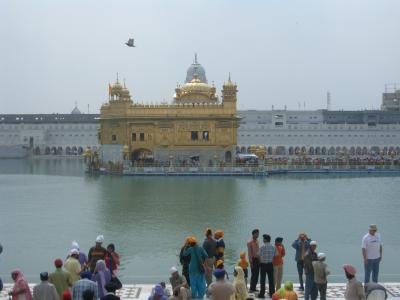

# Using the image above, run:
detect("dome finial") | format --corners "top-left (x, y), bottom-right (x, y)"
top-left (123, 78), bottom-right (126, 88)
top-left (194, 53), bottom-right (198, 64)
top-left (228, 72), bottom-right (231, 82)
top-left (116, 72), bottom-right (119, 84)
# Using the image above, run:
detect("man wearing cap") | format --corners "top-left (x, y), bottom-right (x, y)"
top-left (65, 249), bottom-right (83, 283)
top-left (362, 224), bottom-right (383, 284)
top-left (207, 269), bottom-right (235, 300)
top-left (343, 264), bottom-right (365, 300)
top-left (33, 272), bottom-right (59, 300)
top-left (312, 253), bottom-right (330, 300)
top-left (49, 259), bottom-right (73, 298)
top-left (169, 266), bottom-right (190, 300)
top-left (72, 271), bottom-right (99, 300)
top-left (291, 232), bottom-right (311, 291)
top-left (258, 234), bottom-right (276, 299)
top-left (303, 241), bottom-right (318, 300)
top-left (88, 235), bottom-right (107, 273)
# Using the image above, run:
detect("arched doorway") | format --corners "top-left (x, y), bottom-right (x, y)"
top-left (275, 146), bottom-right (286, 155)
top-left (328, 147), bottom-right (335, 155)
top-left (132, 148), bottom-right (154, 162)
top-left (315, 147), bottom-right (321, 155)
top-left (288, 147), bottom-right (294, 155)
top-left (309, 147), bottom-right (315, 155)
top-left (321, 147), bottom-right (327, 155)
top-left (225, 151), bottom-right (232, 163)
top-left (362, 147), bottom-right (368, 155)
top-left (45, 147), bottom-right (50, 155)
top-left (78, 147), bottom-right (83, 155)
top-left (34, 146), bottom-right (40, 155)
top-left (51, 146), bottom-right (57, 155)
top-left (57, 146), bottom-right (63, 155)
top-left (66, 146), bottom-right (71, 155)
top-left (350, 147), bottom-right (355, 155)
top-left (72, 146), bottom-right (77, 155)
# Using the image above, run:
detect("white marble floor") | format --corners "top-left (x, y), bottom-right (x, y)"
top-left (1, 283), bottom-right (400, 300)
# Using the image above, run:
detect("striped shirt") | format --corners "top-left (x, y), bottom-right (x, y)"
top-left (259, 243), bottom-right (276, 263)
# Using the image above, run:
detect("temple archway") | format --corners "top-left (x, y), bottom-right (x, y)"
top-left (132, 148), bottom-right (154, 162)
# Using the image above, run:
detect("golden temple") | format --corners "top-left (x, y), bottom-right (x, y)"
top-left (98, 55), bottom-right (239, 165)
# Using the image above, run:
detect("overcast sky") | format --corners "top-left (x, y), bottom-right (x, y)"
top-left (1, 0), bottom-right (399, 114)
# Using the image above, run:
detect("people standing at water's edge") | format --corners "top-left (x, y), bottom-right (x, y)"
top-left (105, 243), bottom-right (120, 276)
top-left (92, 260), bottom-right (112, 298)
top-left (182, 236), bottom-right (208, 298)
top-left (70, 241), bottom-right (88, 268)
top-left (202, 228), bottom-right (217, 287)
top-left (88, 235), bottom-right (107, 273)
top-left (49, 259), bottom-right (72, 298)
top-left (258, 234), bottom-right (276, 299)
top-left (291, 232), bottom-right (311, 291)
top-left (65, 249), bottom-right (83, 284)
top-left (303, 241), bottom-right (318, 300)
top-left (312, 253), bottom-right (330, 300)
top-left (343, 264), bottom-right (365, 300)
top-left (33, 272), bottom-right (59, 300)
top-left (247, 229), bottom-right (260, 293)
top-left (273, 237), bottom-right (285, 291)
top-left (362, 224), bottom-right (383, 284)
top-left (8, 269), bottom-right (33, 300)
top-left (169, 266), bottom-right (190, 300)
top-left (179, 237), bottom-right (192, 287)
top-left (236, 252), bottom-right (249, 288)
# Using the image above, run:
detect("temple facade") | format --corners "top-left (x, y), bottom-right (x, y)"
top-left (98, 57), bottom-right (239, 165)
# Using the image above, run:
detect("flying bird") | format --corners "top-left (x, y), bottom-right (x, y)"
top-left (125, 38), bottom-right (135, 47)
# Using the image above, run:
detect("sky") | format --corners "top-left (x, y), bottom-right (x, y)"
top-left (1, 0), bottom-right (399, 114)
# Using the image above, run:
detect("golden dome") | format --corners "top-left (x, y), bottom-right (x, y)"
top-left (175, 73), bottom-right (217, 103)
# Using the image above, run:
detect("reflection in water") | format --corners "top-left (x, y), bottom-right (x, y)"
top-left (0, 159), bottom-right (399, 283)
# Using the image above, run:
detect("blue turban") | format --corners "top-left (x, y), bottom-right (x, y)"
top-left (80, 271), bottom-right (92, 279)
top-left (213, 269), bottom-right (225, 278)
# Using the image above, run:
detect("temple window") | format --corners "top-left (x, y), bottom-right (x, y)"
top-left (132, 133), bottom-right (136, 141)
top-left (202, 131), bottom-right (209, 140)
top-left (140, 133), bottom-right (145, 141)
top-left (112, 134), bottom-right (116, 141)
top-left (191, 131), bottom-right (198, 140)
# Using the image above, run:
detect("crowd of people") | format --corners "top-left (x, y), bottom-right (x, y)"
top-left (0, 224), bottom-right (385, 300)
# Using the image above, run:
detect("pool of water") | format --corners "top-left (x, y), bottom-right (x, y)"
top-left (0, 159), bottom-right (399, 283)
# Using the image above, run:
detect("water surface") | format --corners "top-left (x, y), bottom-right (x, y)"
top-left (0, 159), bottom-right (399, 283)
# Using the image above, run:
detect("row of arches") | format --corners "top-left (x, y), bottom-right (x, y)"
top-left (34, 146), bottom-right (98, 155)
top-left (237, 146), bottom-right (400, 156)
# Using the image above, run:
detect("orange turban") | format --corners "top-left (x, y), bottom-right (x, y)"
top-left (214, 230), bottom-right (224, 239)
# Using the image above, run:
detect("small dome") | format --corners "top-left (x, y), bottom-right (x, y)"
top-left (71, 106), bottom-right (81, 114)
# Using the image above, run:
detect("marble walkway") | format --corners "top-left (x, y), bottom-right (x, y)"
top-left (1, 283), bottom-right (400, 299)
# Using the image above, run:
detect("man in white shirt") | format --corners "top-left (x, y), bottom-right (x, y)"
top-left (362, 224), bottom-right (383, 284)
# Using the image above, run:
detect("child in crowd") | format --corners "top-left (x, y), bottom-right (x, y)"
top-left (215, 259), bottom-right (229, 280)
top-left (237, 251), bottom-right (249, 288)
top-left (214, 230), bottom-right (225, 262)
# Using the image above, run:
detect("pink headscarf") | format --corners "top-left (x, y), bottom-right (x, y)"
top-left (11, 269), bottom-right (33, 300)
